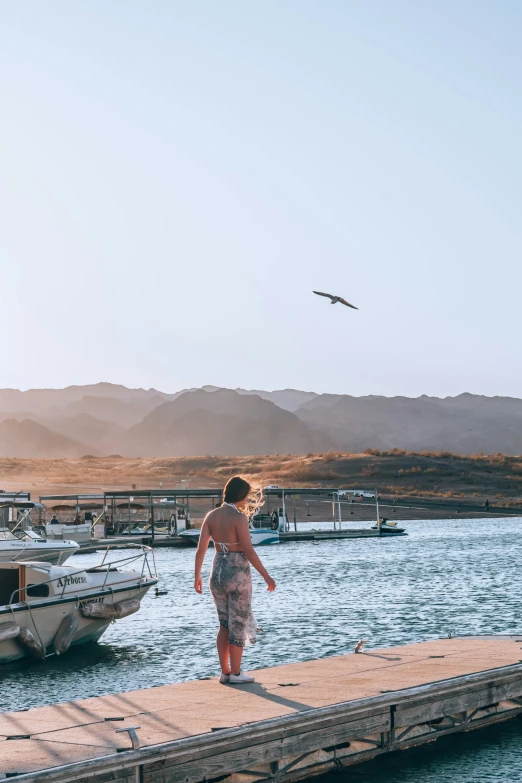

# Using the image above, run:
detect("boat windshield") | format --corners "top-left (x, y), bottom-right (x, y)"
top-left (18, 529), bottom-right (43, 540)
top-left (0, 529), bottom-right (43, 542)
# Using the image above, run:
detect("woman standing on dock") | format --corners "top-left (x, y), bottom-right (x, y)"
top-left (194, 476), bottom-right (276, 684)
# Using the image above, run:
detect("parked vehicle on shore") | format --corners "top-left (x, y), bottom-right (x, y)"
top-left (338, 490), bottom-right (376, 499)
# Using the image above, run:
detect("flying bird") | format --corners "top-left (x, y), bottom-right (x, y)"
top-left (313, 291), bottom-right (359, 310)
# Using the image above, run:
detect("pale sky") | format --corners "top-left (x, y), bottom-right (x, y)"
top-left (1, 1), bottom-right (521, 397)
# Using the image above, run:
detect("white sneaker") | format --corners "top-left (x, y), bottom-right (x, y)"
top-left (219, 673), bottom-right (230, 684)
top-left (229, 672), bottom-right (255, 684)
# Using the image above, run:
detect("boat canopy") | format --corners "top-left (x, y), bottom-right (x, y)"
top-left (0, 501), bottom-right (46, 510)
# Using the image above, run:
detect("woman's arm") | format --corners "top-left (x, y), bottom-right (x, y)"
top-left (194, 517), bottom-right (212, 593)
top-left (236, 515), bottom-right (276, 591)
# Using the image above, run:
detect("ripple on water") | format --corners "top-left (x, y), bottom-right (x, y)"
top-left (2, 517), bottom-right (522, 781)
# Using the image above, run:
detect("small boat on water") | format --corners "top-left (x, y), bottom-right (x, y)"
top-left (45, 521), bottom-right (93, 545)
top-left (372, 518), bottom-right (407, 536)
top-left (251, 509), bottom-right (288, 532)
top-left (0, 546), bottom-right (157, 663)
top-left (178, 505), bottom-right (287, 547)
top-left (0, 502), bottom-right (80, 564)
top-left (0, 527), bottom-right (80, 564)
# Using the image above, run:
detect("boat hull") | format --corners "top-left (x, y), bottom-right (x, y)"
top-left (372, 526), bottom-right (407, 536)
top-left (0, 543), bottom-right (79, 565)
top-left (250, 529), bottom-right (279, 545)
top-left (0, 581), bottom-right (155, 663)
top-left (178, 529), bottom-right (279, 546)
top-left (45, 523), bottom-right (92, 545)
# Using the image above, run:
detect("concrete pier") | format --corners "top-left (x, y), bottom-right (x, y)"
top-left (2, 636), bottom-right (522, 782)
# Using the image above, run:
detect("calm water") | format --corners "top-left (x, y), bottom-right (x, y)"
top-left (2, 517), bottom-right (522, 781)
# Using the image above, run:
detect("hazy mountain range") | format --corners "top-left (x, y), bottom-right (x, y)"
top-left (0, 383), bottom-right (520, 457)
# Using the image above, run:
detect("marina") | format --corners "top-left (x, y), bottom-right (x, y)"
top-left (2, 636), bottom-right (522, 780)
top-left (35, 487), bottom-right (413, 546)
top-left (5, 484), bottom-right (412, 560)
top-left (32, 487), bottom-right (409, 549)
top-left (35, 488), bottom-right (522, 547)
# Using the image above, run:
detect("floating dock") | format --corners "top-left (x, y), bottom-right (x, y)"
top-left (279, 528), bottom-right (380, 542)
top-left (3, 636), bottom-right (522, 782)
top-left (141, 529), bottom-right (384, 547)
top-left (78, 528), bottom-right (385, 553)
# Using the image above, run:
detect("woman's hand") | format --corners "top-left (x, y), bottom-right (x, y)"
top-left (265, 575), bottom-right (276, 592)
top-left (194, 576), bottom-right (203, 594)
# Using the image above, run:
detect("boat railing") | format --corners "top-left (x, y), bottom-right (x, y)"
top-left (90, 510), bottom-right (105, 538)
top-left (7, 544), bottom-right (157, 606)
top-left (7, 509), bottom-right (34, 538)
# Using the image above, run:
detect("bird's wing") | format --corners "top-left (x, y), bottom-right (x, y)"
top-left (338, 298), bottom-right (359, 310)
top-left (313, 291), bottom-right (334, 300)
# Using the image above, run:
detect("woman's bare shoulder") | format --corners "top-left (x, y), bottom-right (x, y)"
top-left (204, 507), bottom-right (222, 523)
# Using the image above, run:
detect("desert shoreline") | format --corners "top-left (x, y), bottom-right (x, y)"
top-left (1, 452), bottom-right (520, 512)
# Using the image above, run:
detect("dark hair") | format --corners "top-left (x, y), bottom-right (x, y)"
top-left (223, 476), bottom-right (251, 504)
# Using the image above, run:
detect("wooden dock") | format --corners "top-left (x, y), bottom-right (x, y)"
top-left (2, 636), bottom-right (522, 782)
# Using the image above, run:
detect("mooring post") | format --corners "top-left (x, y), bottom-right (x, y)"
top-left (388, 704), bottom-right (396, 749)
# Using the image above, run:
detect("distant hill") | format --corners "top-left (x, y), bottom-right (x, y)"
top-left (61, 395), bottom-right (164, 428)
top-left (0, 383), bottom-right (174, 417)
top-left (296, 393), bottom-right (522, 454)
top-left (0, 419), bottom-right (87, 458)
top-left (121, 388), bottom-right (330, 456)
top-left (39, 413), bottom-right (125, 453)
top-left (233, 388), bottom-right (318, 412)
top-left (0, 383), bottom-right (521, 457)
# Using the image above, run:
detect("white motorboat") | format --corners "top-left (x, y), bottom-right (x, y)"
top-left (250, 528), bottom-right (279, 545)
top-left (45, 521), bottom-right (93, 545)
top-left (0, 528), bottom-right (80, 564)
top-left (178, 504), bottom-right (285, 547)
top-left (251, 508), bottom-right (288, 533)
top-left (0, 501), bottom-right (80, 564)
top-left (0, 546), bottom-right (158, 663)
